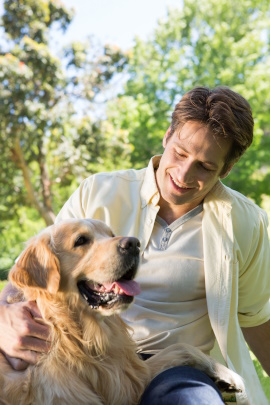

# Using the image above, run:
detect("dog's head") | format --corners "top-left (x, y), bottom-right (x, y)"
top-left (9, 219), bottom-right (141, 315)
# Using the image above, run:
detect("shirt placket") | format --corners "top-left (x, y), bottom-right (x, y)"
top-left (159, 227), bottom-right (172, 250)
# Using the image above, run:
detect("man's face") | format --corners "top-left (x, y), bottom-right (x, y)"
top-left (155, 121), bottom-right (232, 214)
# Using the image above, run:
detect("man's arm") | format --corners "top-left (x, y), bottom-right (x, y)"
top-left (242, 319), bottom-right (270, 376)
top-left (0, 282), bottom-right (51, 370)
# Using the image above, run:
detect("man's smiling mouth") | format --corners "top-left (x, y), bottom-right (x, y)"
top-left (170, 174), bottom-right (193, 191)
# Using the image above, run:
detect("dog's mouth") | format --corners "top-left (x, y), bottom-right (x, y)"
top-left (77, 270), bottom-right (141, 311)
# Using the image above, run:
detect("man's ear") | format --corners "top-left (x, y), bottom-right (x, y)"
top-left (9, 232), bottom-right (60, 295)
top-left (162, 126), bottom-right (172, 148)
top-left (220, 163), bottom-right (234, 179)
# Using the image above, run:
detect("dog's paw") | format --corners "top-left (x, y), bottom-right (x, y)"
top-left (215, 379), bottom-right (240, 393)
top-left (212, 365), bottom-right (245, 393)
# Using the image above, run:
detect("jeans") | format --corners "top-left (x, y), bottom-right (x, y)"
top-left (139, 366), bottom-right (224, 405)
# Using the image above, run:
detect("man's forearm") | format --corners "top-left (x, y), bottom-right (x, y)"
top-left (242, 319), bottom-right (270, 376)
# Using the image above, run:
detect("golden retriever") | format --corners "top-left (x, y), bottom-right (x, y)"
top-left (0, 219), bottom-right (247, 405)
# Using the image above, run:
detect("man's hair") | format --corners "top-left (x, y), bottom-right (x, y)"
top-left (170, 86), bottom-right (254, 175)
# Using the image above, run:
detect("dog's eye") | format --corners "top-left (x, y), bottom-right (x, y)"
top-left (74, 236), bottom-right (90, 247)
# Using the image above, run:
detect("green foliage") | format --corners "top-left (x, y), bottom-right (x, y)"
top-left (0, 206), bottom-right (45, 279)
top-left (0, 0), bottom-right (73, 225)
top-left (2, 0), bottom-right (73, 43)
top-left (0, 0), bottom-right (133, 265)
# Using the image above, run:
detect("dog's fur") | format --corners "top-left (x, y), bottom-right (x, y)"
top-left (0, 219), bottom-right (247, 404)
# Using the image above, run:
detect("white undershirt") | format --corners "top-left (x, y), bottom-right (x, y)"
top-left (122, 205), bottom-right (215, 355)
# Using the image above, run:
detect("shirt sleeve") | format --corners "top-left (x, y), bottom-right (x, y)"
top-left (238, 210), bottom-right (270, 327)
top-left (55, 178), bottom-right (91, 223)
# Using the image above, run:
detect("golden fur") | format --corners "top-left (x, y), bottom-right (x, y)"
top-left (0, 219), bottom-right (248, 405)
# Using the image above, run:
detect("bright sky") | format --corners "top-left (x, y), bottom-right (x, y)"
top-left (52, 0), bottom-right (182, 49)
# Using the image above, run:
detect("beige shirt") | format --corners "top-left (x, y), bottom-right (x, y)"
top-left (123, 205), bottom-right (215, 355)
top-left (56, 156), bottom-right (270, 404)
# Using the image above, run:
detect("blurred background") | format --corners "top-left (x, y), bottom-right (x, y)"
top-left (0, 0), bottom-right (270, 396)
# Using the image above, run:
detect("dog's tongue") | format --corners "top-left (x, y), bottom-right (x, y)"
top-left (104, 280), bottom-right (141, 296)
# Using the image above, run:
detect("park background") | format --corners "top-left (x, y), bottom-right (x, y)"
top-left (0, 0), bottom-right (269, 398)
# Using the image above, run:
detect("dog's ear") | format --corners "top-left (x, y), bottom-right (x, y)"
top-left (9, 232), bottom-right (60, 294)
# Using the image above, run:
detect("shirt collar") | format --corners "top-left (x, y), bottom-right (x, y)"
top-left (140, 155), bottom-right (161, 208)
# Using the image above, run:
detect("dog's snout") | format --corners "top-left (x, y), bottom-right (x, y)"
top-left (118, 237), bottom-right (140, 254)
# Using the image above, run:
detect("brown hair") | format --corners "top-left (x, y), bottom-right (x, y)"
top-left (170, 86), bottom-right (254, 174)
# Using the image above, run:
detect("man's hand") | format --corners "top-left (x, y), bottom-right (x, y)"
top-left (0, 299), bottom-right (51, 371)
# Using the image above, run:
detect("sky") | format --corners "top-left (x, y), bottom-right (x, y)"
top-left (50, 0), bottom-right (182, 50)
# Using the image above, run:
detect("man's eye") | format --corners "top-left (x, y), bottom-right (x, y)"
top-left (201, 164), bottom-right (213, 172)
top-left (74, 236), bottom-right (90, 247)
top-left (175, 150), bottom-right (185, 157)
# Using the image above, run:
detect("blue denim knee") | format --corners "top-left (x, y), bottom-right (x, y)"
top-left (139, 365), bottom-right (224, 405)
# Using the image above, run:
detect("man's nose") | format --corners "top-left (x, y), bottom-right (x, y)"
top-left (177, 160), bottom-right (195, 184)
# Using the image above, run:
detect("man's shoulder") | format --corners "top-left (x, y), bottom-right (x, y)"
top-left (212, 182), bottom-right (268, 223)
top-left (82, 167), bottom-right (147, 189)
top-left (226, 184), bottom-right (265, 212)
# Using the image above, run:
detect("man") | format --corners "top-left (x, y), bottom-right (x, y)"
top-left (0, 86), bottom-right (270, 404)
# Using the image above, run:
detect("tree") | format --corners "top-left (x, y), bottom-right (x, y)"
top-left (0, 0), bottom-right (131, 269)
top-left (111, 0), bottom-right (270, 203)
top-left (0, 0), bottom-right (74, 225)
top-left (0, 1), bottom-right (131, 225)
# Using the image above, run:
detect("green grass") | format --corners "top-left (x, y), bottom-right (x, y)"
top-left (0, 281), bottom-right (269, 400)
top-left (251, 352), bottom-right (270, 400)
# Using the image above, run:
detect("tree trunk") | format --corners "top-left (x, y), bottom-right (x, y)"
top-left (37, 139), bottom-right (55, 219)
top-left (11, 137), bottom-right (55, 226)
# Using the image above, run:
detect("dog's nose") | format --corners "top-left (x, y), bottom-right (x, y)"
top-left (118, 237), bottom-right (140, 254)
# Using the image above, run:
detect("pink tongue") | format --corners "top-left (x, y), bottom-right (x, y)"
top-left (104, 280), bottom-right (141, 296)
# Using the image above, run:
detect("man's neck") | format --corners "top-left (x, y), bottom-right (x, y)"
top-left (158, 200), bottom-right (202, 225)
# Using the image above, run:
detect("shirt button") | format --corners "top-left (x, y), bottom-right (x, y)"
top-left (147, 219), bottom-right (153, 225)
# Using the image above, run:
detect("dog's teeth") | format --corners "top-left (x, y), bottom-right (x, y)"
top-left (114, 285), bottom-right (120, 294)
